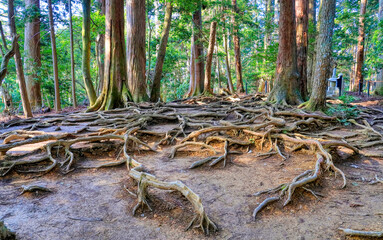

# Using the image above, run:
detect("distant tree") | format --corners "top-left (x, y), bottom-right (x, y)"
top-left (354, 0), bottom-right (368, 92)
top-left (150, 1), bottom-right (173, 102)
top-left (69, 0), bottom-right (77, 108)
top-left (232, 0), bottom-right (244, 93)
top-left (203, 21), bottom-right (217, 94)
top-left (267, 0), bottom-right (302, 105)
top-left (82, 0), bottom-right (97, 105)
top-left (47, 0), bottom-right (61, 111)
top-left (8, 0), bottom-right (33, 117)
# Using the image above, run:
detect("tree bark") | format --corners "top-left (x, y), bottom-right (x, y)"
top-left (264, 0), bottom-right (275, 52)
top-left (82, 0), bottom-right (97, 105)
top-left (306, 0), bottom-right (316, 95)
top-left (354, 0), bottom-right (367, 93)
top-left (192, 6), bottom-right (204, 95)
top-left (150, 1), bottom-right (173, 102)
top-left (8, 0), bottom-right (33, 117)
top-left (47, 0), bottom-right (61, 111)
top-left (186, 34), bottom-right (196, 97)
top-left (232, 0), bottom-right (244, 93)
top-left (88, 0), bottom-right (131, 111)
top-left (24, 0), bottom-right (42, 111)
top-left (0, 22), bottom-right (17, 87)
top-left (203, 21), bottom-right (217, 94)
top-left (267, 0), bottom-right (302, 105)
top-left (295, 0), bottom-right (308, 99)
top-left (96, 0), bottom-right (105, 96)
top-left (69, 0), bottom-right (77, 108)
top-left (126, 0), bottom-right (149, 102)
top-left (304, 0), bottom-right (336, 111)
top-left (377, 0), bottom-right (383, 91)
top-left (223, 15), bottom-right (234, 93)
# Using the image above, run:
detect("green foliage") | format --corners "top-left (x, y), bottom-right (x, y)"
top-left (325, 94), bottom-right (360, 125)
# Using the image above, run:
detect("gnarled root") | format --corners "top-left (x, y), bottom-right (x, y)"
top-left (339, 228), bottom-right (383, 237)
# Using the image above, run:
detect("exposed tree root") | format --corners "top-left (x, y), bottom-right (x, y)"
top-left (1, 96), bottom-right (377, 234)
top-left (339, 228), bottom-right (383, 237)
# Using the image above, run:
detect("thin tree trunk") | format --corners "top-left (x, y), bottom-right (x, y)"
top-left (150, 1), bottom-right (173, 102)
top-left (295, 0), bottom-right (308, 99)
top-left (203, 21), bottom-right (217, 94)
top-left (126, 0), bottom-right (149, 102)
top-left (8, 0), bottom-right (33, 117)
top-left (47, 0), bottom-right (61, 111)
top-left (82, 0), bottom-right (97, 105)
top-left (223, 17), bottom-right (234, 93)
top-left (304, 0), bottom-right (336, 111)
top-left (186, 35), bottom-right (196, 97)
top-left (232, 0), bottom-right (244, 93)
top-left (24, 0), bottom-right (42, 111)
top-left (69, 0), bottom-right (77, 108)
top-left (354, 0), bottom-right (367, 93)
top-left (264, 0), bottom-right (275, 52)
top-left (96, 0), bottom-right (105, 96)
top-left (376, 0), bottom-right (383, 92)
top-left (0, 22), bottom-right (17, 87)
top-left (267, 0), bottom-right (302, 105)
top-left (216, 41), bottom-right (221, 89)
top-left (192, 6), bottom-right (204, 95)
top-left (307, 0), bottom-right (316, 95)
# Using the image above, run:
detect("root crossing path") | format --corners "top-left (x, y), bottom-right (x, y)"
top-left (0, 95), bottom-right (382, 239)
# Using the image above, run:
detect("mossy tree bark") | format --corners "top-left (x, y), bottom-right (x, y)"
top-left (8, 0), bottom-right (33, 117)
top-left (150, 1), bottom-right (173, 102)
top-left (69, 0), bottom-right (77, 108)
top-left (126, 0), bottom-right (149, 102)
top-left (295, 0), bottom-right (308, 100)
top-left (82, 0), bottom-right (97, 105)
top-left (88, 0), bottom-right (132, 111)
top-left (303, 0), bottom-right (336, 111)
top-left (203, 21), bottom-right (217, 94)
top-left (47, 0), bottom-right (61, 111)
top-left (24, 0), bottom-right (42, 111)
top-left (267, 0), bottom-right (302, 105)
top-left (232, 0), bottom-right (244, 93)
top-left (354, 0), bottom-right (367, 93)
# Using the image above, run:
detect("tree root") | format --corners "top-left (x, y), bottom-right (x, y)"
top-left (169, 142), bottom-right (217, 158)
top-left (253, 196), bottom-right (280, 220)
top-left (339, 228), bottom-right (383, 237)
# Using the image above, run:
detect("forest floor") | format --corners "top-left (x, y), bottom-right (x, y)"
top-left (0, 94), bottom-right (382, 240)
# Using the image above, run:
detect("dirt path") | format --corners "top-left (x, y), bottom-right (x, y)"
top-left (0, 96), bottom-right (382, 239)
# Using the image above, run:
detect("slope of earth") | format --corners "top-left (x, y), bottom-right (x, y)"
top-left (0, 95), bottom-right (382, 240)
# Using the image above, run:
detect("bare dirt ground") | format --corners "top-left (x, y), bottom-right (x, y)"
top-left (0, 96), bottom-right (382, 240)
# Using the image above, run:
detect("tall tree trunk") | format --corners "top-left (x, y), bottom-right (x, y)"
top-left (354, 0), bottom-right (367, 93)
top-left (216, 41), bottom-right (221, 89)
top-left (150, 1), bottom-right (173, 102)
top-left (126, 0), bottom-right (149, 102)
top-left (295, 0), bottom-right (308, 99)
top-left (186, 35), bottom-right (196, 97)
top-left (377, 0), bottom-right (383, 92)
top-left (69, 0), bottom-right (77, 108)
top-left (304, 0), bottom-right (336, 111)
top-left (24, 0), bottom-right (42, 111)
top-left (192, 6), bottom-right (204, 95)
top-left (223, 16), bottom-right (234, 93)
top-left (267, 0), bottom-right (302, 105)
top-left (232, 0), bottom-right (244, 93)
top-left (47, 0), bottom-right (61, 111)
top-left (306, 0), bottom-right (316, 95)
top-left (8, 0), bottom-right (33, 117)
top-left (203, 21), bottom-right (217, 94)
top-left (0, 22), bottom-right (17, 87)
top-left (82, 0), bottom-right (97, 105)
top-left (88, 0), bottom-right (131, 111)
top-left (264, 0), bottom-right (275, 53)
top-left (96, 0), bottom-right (105, 96)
